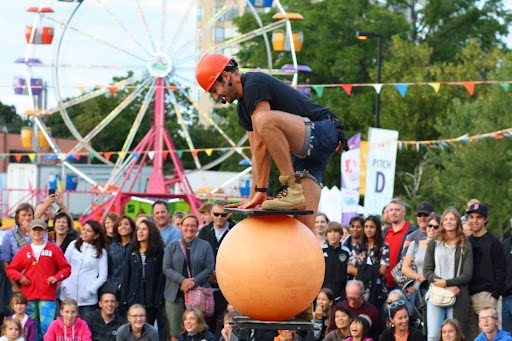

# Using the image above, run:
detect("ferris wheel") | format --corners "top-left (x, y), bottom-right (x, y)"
top-left (18, 0), bottom-right (303, 218)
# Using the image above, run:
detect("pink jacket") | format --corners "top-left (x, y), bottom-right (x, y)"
top-left (43, 317), bottom-right (92, 341)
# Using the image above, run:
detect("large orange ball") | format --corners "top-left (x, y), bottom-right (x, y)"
top-left (216, 215), bottom-right (325, 321)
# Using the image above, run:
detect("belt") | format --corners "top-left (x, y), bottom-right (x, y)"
top-left (325, 113), bottom-right (349, 151)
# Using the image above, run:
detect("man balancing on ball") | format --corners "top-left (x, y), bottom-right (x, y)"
top-left (195, 54), bottom-right (348, 231)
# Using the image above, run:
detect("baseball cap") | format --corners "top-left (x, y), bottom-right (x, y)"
top-left (466, 203), bottom-right (488, 217)
top-left (416, 201), bottom-right (434, 215)
top-left (30, 219), bottom-right (48, 230)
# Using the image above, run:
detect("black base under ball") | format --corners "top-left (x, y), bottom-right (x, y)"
top-left (229, 315), bottom-right (315, 341)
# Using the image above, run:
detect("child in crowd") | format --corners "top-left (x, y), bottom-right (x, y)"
top-left (0, 319), bottom-right (25, 341)
top-left (178, 308), bottom-right (215, 341)
top-left (6, 219), bottom-right (71, 341)
top-left (5, 294), bottom-right (35, 341)
top-left (346, 315), bottom-right (373, 341)
top-left (43, 299), bottom-right (92, 341)
top-left (220, 311), bottom-right (238, 341)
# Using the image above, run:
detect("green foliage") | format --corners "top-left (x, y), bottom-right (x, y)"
top-left (0, 101), bottom-right (29, 133)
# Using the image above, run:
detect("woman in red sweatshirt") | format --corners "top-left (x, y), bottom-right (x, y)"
top-left (44, 298), bottom-right (92, 341)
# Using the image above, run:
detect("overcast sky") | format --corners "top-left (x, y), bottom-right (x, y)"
top-left (0, 0), bottom-right (196, 115)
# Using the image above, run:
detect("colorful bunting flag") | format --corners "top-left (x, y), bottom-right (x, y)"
top-left (372, 84), bottom-right (383, 94)
top-left (462, 82), bottom-right (475, 96)
top-left (312, 86), bottom-right (324, 98)
top-left (340, 84), bottom-right (352, 96)
top-left (395, 84), bottom-right (408, 97)
top-left (428, 82), bottom-right (441, 93)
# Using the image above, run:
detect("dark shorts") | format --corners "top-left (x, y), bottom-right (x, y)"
top-left (291, 117), bottom-right (340, 185)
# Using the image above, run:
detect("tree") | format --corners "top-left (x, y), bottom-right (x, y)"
top-left (0, 101), bottom-right (29, 133)
top-left (386, 0), bottom-right (512, 62)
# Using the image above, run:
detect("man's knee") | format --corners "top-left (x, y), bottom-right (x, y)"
top-left (252, 110), bottom-right (272, 133)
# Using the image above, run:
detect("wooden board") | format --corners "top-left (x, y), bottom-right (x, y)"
top-left (224, 207), bottom-right (313, 216)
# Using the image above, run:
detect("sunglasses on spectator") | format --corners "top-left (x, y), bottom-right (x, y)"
top-left (213, 212), bottom-right (228, 217)
top-left (416, 213), bottom-right (430, 218)
top-left (427, 224), bottom-right (439, 229)
top-left (388, 300), bottom-right (405, 317)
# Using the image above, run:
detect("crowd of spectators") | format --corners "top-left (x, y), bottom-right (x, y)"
top-left (1, 195), bottom-right (512, 341)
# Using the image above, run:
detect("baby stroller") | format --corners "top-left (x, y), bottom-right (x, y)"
top-left (402, 279), bottom-right (429, 334)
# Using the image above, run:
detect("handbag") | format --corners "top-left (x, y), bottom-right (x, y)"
top-left (428, 285), bottom-right (456, 307)
top-left (391, 241), bottom-right (419, 288)
top-left (179, 240), bottom-right (214, 317)
top-left (428, 243), bottom-right (463, 307)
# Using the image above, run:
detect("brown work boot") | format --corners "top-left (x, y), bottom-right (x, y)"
top-left (261, 175), bottom-right (306, 210)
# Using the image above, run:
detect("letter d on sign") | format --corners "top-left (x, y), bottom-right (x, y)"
top-left (375, 172), bottom-right (385, 192)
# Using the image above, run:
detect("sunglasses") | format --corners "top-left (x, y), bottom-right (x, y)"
top-left (387, 300), bottom-right (405, 317)
top-left (416, 213), bottom-right (430, 218)
top-left (213, 212), bottom-right (228, 217)
top-left (427, 224), bottom-right (440, 229)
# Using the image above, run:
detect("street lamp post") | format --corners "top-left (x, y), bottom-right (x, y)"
top-left (356, 31), bottom-right (382, 128)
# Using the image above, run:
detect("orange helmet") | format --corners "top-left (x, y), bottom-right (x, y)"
top-left (196, 53), bottom-right (234, 92)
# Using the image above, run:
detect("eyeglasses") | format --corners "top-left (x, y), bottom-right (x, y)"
top-left (387, 300), bottom-right (405, 317)
top-left (416, 213), bottom-right (430, 218)
top-left (213, 212), bottom-right (228, 217)
top-left (479, 316), bottom-right (498, 322)
top-left (427, 224), bottom-right (440, 229)
top-left (346, 296), bottom-right (362, 302)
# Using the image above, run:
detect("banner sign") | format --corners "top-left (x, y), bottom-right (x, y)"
top-left (363, 128), bottom-right (399, 216)
top-left (341, 134), bottom-right (361, 224)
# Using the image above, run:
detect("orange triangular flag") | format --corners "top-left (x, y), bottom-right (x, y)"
top-left (108, 86), bottom-right (118, 95)
top-left (74, 153), bottom-right (81, 161)
top-left (14, 154), bottom-right (23, 162)
top-left (191, 150), bottom-right (199, 158)
top-left (463, 82), bottom-right (475, 96)
top-left (104, 152), bottom-right (112, 160)
top-left (340, 84), bottom-right (352, 96)
top-left (162, 150), bottom-right (169, 160)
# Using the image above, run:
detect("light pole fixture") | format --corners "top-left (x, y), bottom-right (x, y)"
top-left (356, 31), bottom-right (382, 128)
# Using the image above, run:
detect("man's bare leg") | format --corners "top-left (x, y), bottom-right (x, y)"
top-left (252, 110), bottom-right (306, 174)
top-left (295, 177), bottom-right (321, 233)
